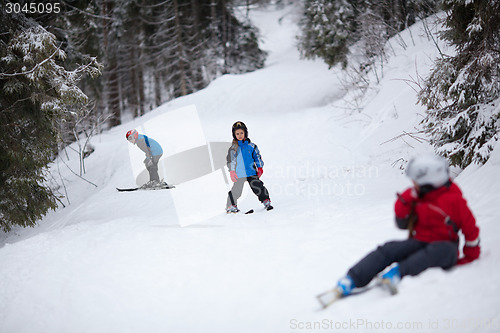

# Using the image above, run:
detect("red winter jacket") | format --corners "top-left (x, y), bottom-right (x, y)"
top-left (395, 182), bottom-right (479, 244)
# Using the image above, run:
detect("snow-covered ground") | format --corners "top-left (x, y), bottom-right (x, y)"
top-left (1, 3), bottom-right (499, 333)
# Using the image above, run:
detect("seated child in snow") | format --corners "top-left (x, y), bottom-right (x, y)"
top-left (226, 121), bottom-right (273, 213)
top-left (126, 129), bottom-right (165, 188)
top-left (335, 154), bottom-right (480, 296)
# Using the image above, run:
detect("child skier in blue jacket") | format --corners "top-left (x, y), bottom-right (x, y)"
top-left (226, 121), bottom-right (273, 213)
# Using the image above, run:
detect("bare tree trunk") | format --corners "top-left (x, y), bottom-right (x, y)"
top-left (154, 70), bottom-right (162, 107)
top-left (101, 0), bottom-right (121, 127)
top-left (221, 0), bottom-right (228, 74)
top-left (107, 62), bottom-right (121, 127)
top-left (129, 45), bottom-right (140, 118)
top-left (173, 0), bottom-right (188, 96)
top-left (189, 0), bottom-right (206, 91)
top-left (137, 64), bottom-right (146, 116)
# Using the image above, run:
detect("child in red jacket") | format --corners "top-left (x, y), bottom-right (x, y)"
top-left (335, 155), bottom-right (480, 297)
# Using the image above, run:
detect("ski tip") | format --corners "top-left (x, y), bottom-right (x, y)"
top-left (116, 187), bottom-right (139, 192)
top-left (245, 209), bottom-right (254, 214)
top-left (316, 288), bottom-right (343, 310)
top-left (316, 297), bottom-right (332, 311)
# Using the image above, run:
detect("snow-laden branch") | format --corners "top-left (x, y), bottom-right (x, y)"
top-left (0, 42), bottom-right (63, 78)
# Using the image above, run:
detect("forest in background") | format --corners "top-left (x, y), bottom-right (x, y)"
top-left (56, 0), bottom-right (268, 129)
top-left (1, 0), bottom-right (498, 231)
top-left (0, 0), bottom-right (268, 231)
top-left (298, 0), bottom-right (499, 168)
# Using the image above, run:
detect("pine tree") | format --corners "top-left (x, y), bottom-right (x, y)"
top-left (418, 0), bottom-right (500, 168)
top-left (221, 11), bottom-right (267, 74)
top-left (297, 0), bottom-right (440, 69)
top-left (0, 10), bottom-right (101, 232)
top-left (298, 0), bottom-right (357, 68)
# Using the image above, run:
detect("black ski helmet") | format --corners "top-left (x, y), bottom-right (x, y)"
top-left (232, 121), bottom-right (248, 140)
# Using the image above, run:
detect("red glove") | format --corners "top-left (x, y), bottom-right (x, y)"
top-left (395, 188), bottom-right (418, 219)
top-left (457, 245), bottom-right (480, 265)
top-left (230, 170), bottom-right (238, 182)
top-left (257, 167), bottom-right (263, 178)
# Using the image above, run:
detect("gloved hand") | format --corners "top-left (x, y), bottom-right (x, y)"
top-left (397, 187), bottom-right (418, 206)
top-left (144, 158), bottom-right (153, 168)
top-left (230, 170), bottom-right (238, 182)
top-left (457, 244), bottom-right (480, 265)
top-left (395, 187), bottom-right (418, 222)
top-left (257, 167), bottom-right (263, 178)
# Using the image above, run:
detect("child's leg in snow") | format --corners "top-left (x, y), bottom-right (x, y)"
top-left (398, 241), bottom-right (458, 277)
top-left (347, 239), bottom-right (425, 288)
top-left (147, 154), bottom-right (162, 182)
top-left (247, 176), bottom-right (270, 202)
top-left (226, 178), bottom-right (246, 208)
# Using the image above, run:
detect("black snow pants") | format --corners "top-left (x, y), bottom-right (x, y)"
top-left (347, 238), bottom-right (458, 288)
top-left (227, 175), bottom-right (270, 208)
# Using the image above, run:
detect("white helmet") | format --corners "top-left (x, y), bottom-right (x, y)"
top-left (406, 154), bottom-right (450, 188)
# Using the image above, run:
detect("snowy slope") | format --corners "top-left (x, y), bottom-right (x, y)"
top-left (1, 4), bottom-right (499, 333)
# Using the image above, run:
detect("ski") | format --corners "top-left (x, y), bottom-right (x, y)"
top-left (117, 187), bottom-right (140, 192)
top-left (244, 206), bottom-right (273, 214)
top-left (226, 208), bottom-right (249, 214)
top-left (316, 279), bottom-right (389, 310)
top-left (117, 184), bottom-right (175, 192)
top-left (226, 205), bottom-right (274, 215)
top-left (227, 207), bottom-right (273, 215)
top-left (317, 288), bottom-right (343, 309)
top-left (316, 286), bottom-right (373, 310)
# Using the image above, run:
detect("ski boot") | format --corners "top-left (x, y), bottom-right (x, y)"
top-left (263, 199), bottom-right (274, 211)
top-left (379, 264), bottom-right (401, 295)
top-left (157, 181), bottom-right (175, 189)
top-left (140, 180), bottom-right (159, 189)
top-left (317, 275), bottom-right (355, 309)
top-left (226, 205), bottom-right (240, 214)
top-left (336, 275), bottom-right (355, 296)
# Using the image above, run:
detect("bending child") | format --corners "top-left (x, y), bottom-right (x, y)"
top-left (126, 129), bottom-right (167, 188)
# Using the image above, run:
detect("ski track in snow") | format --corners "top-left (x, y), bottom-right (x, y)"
top-left (1, 4), bottom-right (499, 333)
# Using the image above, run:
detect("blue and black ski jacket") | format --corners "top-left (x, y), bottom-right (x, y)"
top-left (227, 139), bottom-right (264, 178)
